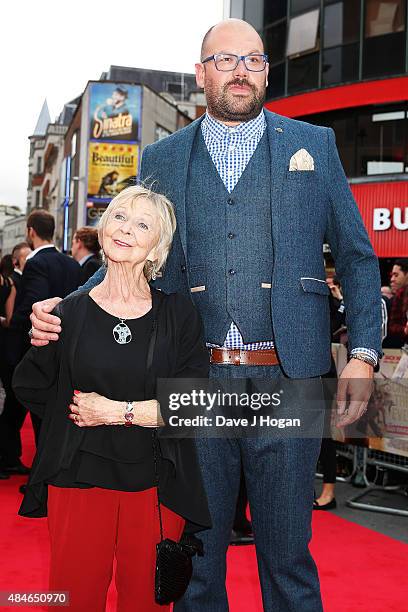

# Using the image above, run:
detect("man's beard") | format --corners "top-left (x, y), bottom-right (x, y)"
top-left (205, 77), bottom-right (266, 123)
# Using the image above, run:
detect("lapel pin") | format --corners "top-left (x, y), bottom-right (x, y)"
top-left (275, 127), bottom-right (283, 133)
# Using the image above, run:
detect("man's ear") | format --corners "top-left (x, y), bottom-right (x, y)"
top-left (195, 62), bottom-right (205, 89)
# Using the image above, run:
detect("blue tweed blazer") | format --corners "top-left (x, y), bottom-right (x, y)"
top-left (85, 110), bottom-right (382, 378)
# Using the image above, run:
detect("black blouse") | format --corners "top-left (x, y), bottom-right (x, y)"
top-left (48, 295), bottom-right (164, 492)
top-left (13, 289), bottom-right (212, 532)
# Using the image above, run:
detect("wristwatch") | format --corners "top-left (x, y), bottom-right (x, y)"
top-left (350, 353), bottom-right (376, 368)
top-left (124, 401), bottom-right (134, 427)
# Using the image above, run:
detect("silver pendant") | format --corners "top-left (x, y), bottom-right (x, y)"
top-left (113, 319), bottom-right (132, 344)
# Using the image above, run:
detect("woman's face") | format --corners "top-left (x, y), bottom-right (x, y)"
top-left (102, 197), bottom-right (160, 266)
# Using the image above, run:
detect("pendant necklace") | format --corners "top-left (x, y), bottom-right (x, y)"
top-left (113, 319), bottom-right (132, 344)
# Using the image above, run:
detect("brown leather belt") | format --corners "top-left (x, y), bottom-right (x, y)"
top-left (209, 347), bottom-right (279, 366)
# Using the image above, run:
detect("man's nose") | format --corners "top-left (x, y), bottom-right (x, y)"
top-left (233, 57), bottom-right (249, 77)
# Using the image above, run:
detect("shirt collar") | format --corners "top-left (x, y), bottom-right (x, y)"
top-left (13, 268), bottom-right (22, 275)
top-left (25, 244), bottom-right (55, 261)
top-left (79, 253), bottom-right (93, 266)
top-left (202, 110), bottom-right (266, 143)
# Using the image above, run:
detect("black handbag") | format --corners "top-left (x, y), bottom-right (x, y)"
top-left (152, 430), bottom-right (203, 605)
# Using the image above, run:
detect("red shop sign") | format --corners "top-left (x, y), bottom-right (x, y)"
top-left (350, 181), bottom-right (408, 258)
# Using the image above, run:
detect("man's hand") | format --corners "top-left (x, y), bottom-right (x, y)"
top-left (30, 297), bottom-right (63, 346)
top-left (336, 359), bottom-right (374, 427)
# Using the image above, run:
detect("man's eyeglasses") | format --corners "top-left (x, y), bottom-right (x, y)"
top-left (201, 53), bottom-right (269, 72)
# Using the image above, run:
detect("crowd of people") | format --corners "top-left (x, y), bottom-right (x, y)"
top-left (382, 259), bottom-right (408, 349)
top-left (0, 212), bottom-right (102, 481)
top-left (313, 260), bottom-right (408, 510)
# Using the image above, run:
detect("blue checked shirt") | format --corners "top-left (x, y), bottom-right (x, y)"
top-left (201, 111), bottom-right (378, 366)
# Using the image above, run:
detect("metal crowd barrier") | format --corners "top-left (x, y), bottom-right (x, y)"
top-left (345, 445), bottom-right (408, 517)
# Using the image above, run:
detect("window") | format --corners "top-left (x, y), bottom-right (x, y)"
top-left (264, 0), bottom-right (287, 25)
top-left (287, 52), bottom-right (319, 93)
top-left (298, 106), bottom-right (408, 178)
top-left (35, 190), bottom-right (40, 208)
top-left (330, 115), bottom-right (357, 176)
top-left (356, 107), bottom-right (406, 176)
top-left (322, 43), bottom-right (359, 86)
top-left (365, 0), bottom-right (405, 38)
top-left (36, 156), bottom-right (42, 174)
top-left (265, 21), bottom-right (287, 65)
top-left (290, 0), bottom-right (320, 15)
top-left (323, 0), bottom-right (360, 47)
top-left (297, 110), bottom-right (357, 176)
top-left (71, 132), bottom-right (77, 158)
top-left (167, 83), bottom-right (183, 96)
top-left (363, 29), bottom-right (405, 77)
top-left (287, 9), bottom-right (320, 57)
top-left (266, 63), bottom-right (286, 99)
top-left (155, 125), bottom-right (171, 142)
top-left (244, 0), bottom-right (265, 31)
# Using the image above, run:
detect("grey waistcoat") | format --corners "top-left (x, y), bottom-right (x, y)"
top-left (185, 130), bottom-right (274, 345)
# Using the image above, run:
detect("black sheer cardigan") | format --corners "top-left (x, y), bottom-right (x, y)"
top-left (12, 288), bottom-right (212, 532)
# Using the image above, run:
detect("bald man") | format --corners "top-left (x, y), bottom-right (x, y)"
top-left (30, 19), bottom-right (382, 612)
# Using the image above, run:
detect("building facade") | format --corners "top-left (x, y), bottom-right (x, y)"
top-left (61, 80), bottom-right (193, 251)
top-left (26, 98), bottom-right (78, 249)
top-left (101, 66), bottom-right (206, 119)
top-left (27, 68), bottom-right (203, 252)
top-left (230, 0), bottom-right (408, 279)
top-left (1, 215), bottom-right (27, 256)
top-left (0, 205), bottom-right (24, 256)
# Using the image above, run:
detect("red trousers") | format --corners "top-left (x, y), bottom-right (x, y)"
top-left (47, 485), bottom-right (185, 612)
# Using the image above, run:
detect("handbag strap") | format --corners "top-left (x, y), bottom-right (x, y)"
top-left (145, 289), bottom-right (165, 543)
top-left (152, 429), bottom-right (164, 542)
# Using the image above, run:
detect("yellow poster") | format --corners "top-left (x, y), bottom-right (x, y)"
top-left (87, 142), bottom-right (139, 201)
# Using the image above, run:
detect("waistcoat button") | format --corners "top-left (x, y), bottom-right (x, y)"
top-left (228, 269), bottom-right (236, 276)
top-left (227, 198), bottom-right (234, 205)
top-left (228, 233), bottom-right (235, 239)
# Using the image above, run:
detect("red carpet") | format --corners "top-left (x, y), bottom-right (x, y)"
top-left (1, 420), bottom-right (408, 611)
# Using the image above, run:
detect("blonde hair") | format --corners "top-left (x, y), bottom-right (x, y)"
top-left (98, 184), bottom-right (176, 281)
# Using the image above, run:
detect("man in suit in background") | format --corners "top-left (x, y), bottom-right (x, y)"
top-left (9, 210), bottom-right (80, 445)
top-left (71, 226), bottom-right (102, 284)
top-left (29, 19), bottom-right (382, 612)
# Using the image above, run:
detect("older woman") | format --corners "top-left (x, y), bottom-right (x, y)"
top-left (13, 185), bottom-right (211, 612)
